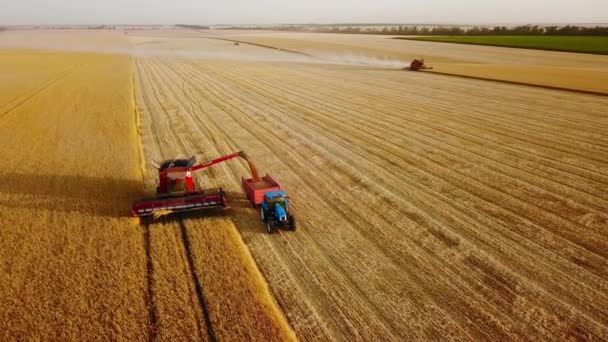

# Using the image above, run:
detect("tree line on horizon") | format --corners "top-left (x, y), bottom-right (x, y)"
top-left (177, 24), bottom-right (211, 30)
top-left (223, 24), bottom-right (608, 36)
top-left (347, 25), bottom-right (608, 36)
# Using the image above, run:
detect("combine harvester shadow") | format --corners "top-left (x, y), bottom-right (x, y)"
top-left (0, 172), bottom-right (141, 218)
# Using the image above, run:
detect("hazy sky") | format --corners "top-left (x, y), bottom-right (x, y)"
top-left (1, 0), bottom-right (607, 25)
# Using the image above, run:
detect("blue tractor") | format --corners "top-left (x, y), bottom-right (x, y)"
top-left (260, 190), bottom-right (296, 234)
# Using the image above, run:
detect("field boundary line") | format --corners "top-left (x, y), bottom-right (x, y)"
top-left (394, 37), bottom-right (608, 56)
top-left (196, 36), bottom-right (314, 57)
top-left (133, 59), bottom-right (158, 341)
top-left (427, 70), bottom-right (608, 97)
top-left (127, 32), bottom-right (314, 57)
top-left (132, 59), bottom-right (148, 183)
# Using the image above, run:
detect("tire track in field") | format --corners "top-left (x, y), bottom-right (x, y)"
top-left (178, 59), bottom-right (608, 336)
top-left (177, 218), bottom-right (217, 342)
top-left (0, 64), bottom-right (77, 111)
top-left (0, 64), bottom-right (82, 120)
top-left (142, 223), bottom-right (159, 341)
top-left (128, 31), bottom-right (315, 57)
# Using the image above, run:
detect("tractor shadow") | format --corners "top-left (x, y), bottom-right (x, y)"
top-left (0, 172), bottom-right (143, 218)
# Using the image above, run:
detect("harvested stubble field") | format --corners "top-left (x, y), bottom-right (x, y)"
top-left (131, 33), bottom-right (608, 340)
top-left (1, 29), bottom-right (608, 341)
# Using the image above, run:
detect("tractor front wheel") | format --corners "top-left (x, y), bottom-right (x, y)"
top-left (260, 207), bottom-right (266, 222)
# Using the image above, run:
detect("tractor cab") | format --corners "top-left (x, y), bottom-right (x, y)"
top-left (264, 190), bottom-right (289, 209)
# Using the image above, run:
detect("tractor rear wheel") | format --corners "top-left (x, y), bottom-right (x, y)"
top-left (287, 215), bottom-right (296, 231)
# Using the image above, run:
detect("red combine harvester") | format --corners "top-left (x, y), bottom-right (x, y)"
top-left (404, 59), bottom-right (433, 71)
top-left (131, 151), bottom-right (281, 218)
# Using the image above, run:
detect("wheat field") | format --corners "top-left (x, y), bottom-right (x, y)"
top-left (1, 29), bottom-right (607, 340)
top-left (0, 49), bottom-right (148, 339)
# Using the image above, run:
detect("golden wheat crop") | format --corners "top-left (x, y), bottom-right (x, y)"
top-left (186, 217), bottom-right (296, 341)
top-left (132, 33), bottom-right (608, 340)
top-left (0, 48), bottom-right (148, 339)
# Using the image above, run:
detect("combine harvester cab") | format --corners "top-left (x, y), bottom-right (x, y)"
top-left (131, 157), bottom-right (227, 217)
